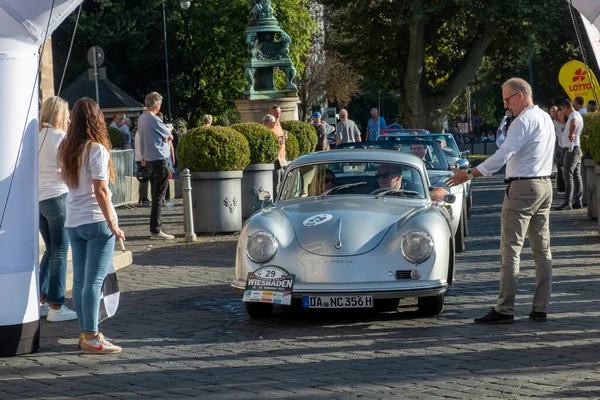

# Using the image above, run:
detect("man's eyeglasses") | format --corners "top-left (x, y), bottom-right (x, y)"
top-left (325, 178), bottom-right (335, 184)
top-left (503, 92), bottom-right (520, 105)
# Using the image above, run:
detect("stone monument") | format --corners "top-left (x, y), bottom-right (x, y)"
top-left (235, 0), bottom-right (299, 122)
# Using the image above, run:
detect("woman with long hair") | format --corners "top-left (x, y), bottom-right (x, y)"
top-left (38, 96), bottom-right (78, 322)
top-left (58, 97), bottom-right (125, 354)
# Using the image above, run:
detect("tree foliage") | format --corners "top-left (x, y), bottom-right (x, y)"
top-left (320, 0), bottom-right (580, 130)
top-left (52, 0), bottom-right (313, 125)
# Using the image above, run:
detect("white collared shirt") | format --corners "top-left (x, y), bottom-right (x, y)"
top-left (561, 111), bottom-right (583, 148)
top-left (478, 105), bottom-right (555, 178)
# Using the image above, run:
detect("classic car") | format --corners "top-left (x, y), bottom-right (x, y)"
top-left (231, 149), bottom-right (457, 318)
top-left (377, 132), bottom-right (473, 217)
top-left (338, 140), bottom-right (468, 252)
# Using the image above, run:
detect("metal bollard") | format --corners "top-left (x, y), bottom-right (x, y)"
top-left (181, 169), bottom-right (197, 242)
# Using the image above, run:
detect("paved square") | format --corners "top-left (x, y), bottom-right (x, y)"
top-left (2, 176), bottom-right (600, 399)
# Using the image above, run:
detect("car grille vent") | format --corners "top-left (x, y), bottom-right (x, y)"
top-left (395, 270), bottom-right (412, 280)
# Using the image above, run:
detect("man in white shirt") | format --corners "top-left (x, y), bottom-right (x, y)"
top-left (574, 96), bottom-right (587, 114)
top-left (557, 99), bottom-right (584, 210)
top-left (446, 78), bottom-right (554, 325)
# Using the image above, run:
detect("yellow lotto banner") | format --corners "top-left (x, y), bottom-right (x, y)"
top-left (558, 60), bottom-right (600, 103)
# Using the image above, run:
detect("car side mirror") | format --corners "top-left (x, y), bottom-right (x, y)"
top-left (460, 150), bottom-right (470, 158)
top-left (443, 194), bottom-right (456, 204)
top-left (455, 158), bottom-right (469, 170)
top-left (258, 190), bottom-right (271, 202)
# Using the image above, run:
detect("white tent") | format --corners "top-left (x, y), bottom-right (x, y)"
top-left (0, 0), bottom-right (83, 357)
top-left (569, 1), bottom-right (600, 29)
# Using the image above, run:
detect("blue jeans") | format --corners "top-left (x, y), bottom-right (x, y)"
top-left (39, 193), bottom-right (69, 305)
top-left (67, 222), bottom-right (115, 333)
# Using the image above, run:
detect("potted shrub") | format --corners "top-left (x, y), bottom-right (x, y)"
top-left (582, 113), bottom-right (599, 219)
top-left (281, 120), bottom-right (318, 155)
top-left (107, 126), bottom-right (122, 149)
top-left (585, 113), bottom-right (600, 229)
top-left (231, 122), bottom-right (279, 218)
top-left (285, 133), bottom-right (300, 161)
top-left (177, 126), bottom-right (250, 233)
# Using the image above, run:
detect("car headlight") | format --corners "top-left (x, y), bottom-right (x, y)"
top-left (246, 231), bottom-right (278, 263)
top-left (401, 231), bottom-right (433, 264)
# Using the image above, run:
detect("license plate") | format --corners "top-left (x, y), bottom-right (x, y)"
top-left (302, 295), bottom-right (373, 308)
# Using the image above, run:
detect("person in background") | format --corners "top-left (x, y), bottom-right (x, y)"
top-left (119, 117), bottom-right (132, 149)
top-left (138, 92), bottom-right (175, 240)
top-left (38, 96), bottom-right (78, 322)
top-left (311, 111), bottom-right (330, 151)
top-left (202, 114), bottom-right (213, 127)
top-left (109, 114), bottom-right (121, 129)
top-left (557, 98), bottom-right (584, 210)
top-left (587, 100), bottom-right (597, 113)
top-left (156, 112), bottom-right (175, 208)
top-left (574, 96), bottom-right (587, 114)
top-left (366, 108), bottom-right (387, 141)
top-left (264, 114), bottom-right (286, 198)
top-left (550, 106), bottom-right (566, 195)
top-left (58, 97), bottom-right (125, 354)
top-left (335, 109), bottom-right (362, 145)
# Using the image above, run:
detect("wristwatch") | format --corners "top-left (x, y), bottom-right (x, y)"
top-left (466, 168), bottom-right (474, 181)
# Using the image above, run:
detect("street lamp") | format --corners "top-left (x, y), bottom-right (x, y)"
top-left (163, 0), bottom-right (192, 121)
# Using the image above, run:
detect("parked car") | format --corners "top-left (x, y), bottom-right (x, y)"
top-left (231, 148), bottom-right (457, 318)
top-left (377, 132), bottom-right (473, 217)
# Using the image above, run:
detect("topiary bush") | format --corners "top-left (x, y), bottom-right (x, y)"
top-left (285, 132), bottom-right (300, 161)
top-left (107, 126), bottom-right (122, 149)
top-left (583, 112), bottom-right (600, 164)
top-left (281, 120), bottom-right (318, 155)
top-left (230, 122), bottom-right (279, 165)
top-left (177, 126), bottom-right (250, 172)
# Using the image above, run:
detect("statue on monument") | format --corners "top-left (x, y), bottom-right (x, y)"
top-left (249, 0), bottom-right (275, 22)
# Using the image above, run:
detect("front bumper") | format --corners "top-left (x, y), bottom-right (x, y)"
top-left (231, 279), bottom-right (448, 299)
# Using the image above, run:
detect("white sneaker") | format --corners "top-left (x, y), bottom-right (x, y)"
top-left (81, 333), bottom-right (122, 354)
top-left (39, 302), bottom-right (50, 318)
top-left (150, 231), bottom-right (175, 240)
top-left (46, 305), bottom-right (78, 322)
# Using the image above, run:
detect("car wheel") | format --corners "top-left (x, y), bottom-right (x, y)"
top-left (374, 298), bottom-right (400, 312)
top-left (467, 194), bottom-right (473, 217)
top-left (462, 204), bottom-right (469, 237)
top-left (455, 213), bottom-right (465, 253)
top-left (418, 294), bottom-right (444, 316)
top-left (244, 302), bottom-right (273, 318)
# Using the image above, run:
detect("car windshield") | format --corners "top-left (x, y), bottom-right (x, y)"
top-left (279, 161), bottom-right (428, 201)
top-left (378, 133), bottom-right (460, 158)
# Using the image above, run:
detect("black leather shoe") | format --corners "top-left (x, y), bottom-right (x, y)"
top-left (474, 308), bottom-right (514, 324)
top-left (555, 203), bottom-right (572, 211)
top-left (529, 310), bottom-right (547, 322)
top-left (573, 204), bottom-right (583, 209)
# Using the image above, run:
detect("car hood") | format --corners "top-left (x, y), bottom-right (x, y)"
top-left (279, 197), bottom-right (427, 256)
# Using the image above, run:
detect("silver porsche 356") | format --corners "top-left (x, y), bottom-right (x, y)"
top-left (231, 147), bottom-right (458, 318)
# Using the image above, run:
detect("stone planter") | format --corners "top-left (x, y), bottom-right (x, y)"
top-left (585, 159), bottom-right (597, 219)
top-left (190, 171), bottom-right (243, 233)
top-left (241, 163), bottom-right (275, 218)
top-left (582, 159), bottom-right (588, 207)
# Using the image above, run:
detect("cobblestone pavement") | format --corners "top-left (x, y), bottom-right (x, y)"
top-left (2, 176), bottom-right (600, 399)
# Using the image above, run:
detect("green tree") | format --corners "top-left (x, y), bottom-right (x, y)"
top-left (321, 0), bottom-right (579, 131)
top-left (52, 0), bottom-right (313, 126)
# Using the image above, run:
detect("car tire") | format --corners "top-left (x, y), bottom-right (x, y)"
top-left (374, 298), bottom-right (400, 312)
top-left (455, 213), bottom-right (465, 253)
top-left (467, 194), bottom-right (473, 217)
top-left (418, 294), bottom-right (444, 316)
top-left (244, 302), bottom-right (273, 318)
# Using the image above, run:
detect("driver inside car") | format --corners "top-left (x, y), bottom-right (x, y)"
top-left (376, 164), bottom-right (447, 202)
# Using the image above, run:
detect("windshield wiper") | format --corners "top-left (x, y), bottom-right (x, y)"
top-left (321, 182), bottom-right (367, 198)
top-left (375, 189), bottom-right (421, 199)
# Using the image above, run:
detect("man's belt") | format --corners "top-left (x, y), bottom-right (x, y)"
top-left (504, 176), bottom-right (550, 184)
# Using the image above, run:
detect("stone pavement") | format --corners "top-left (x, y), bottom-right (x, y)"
top-left (2, 176), bottom-right (600, 399)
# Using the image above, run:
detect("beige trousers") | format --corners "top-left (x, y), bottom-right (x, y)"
top-left (495, 178), bottom-right (553, 315)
